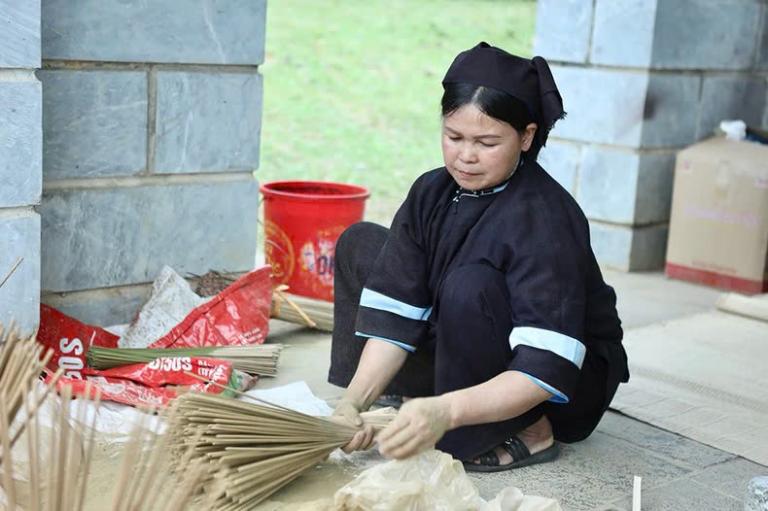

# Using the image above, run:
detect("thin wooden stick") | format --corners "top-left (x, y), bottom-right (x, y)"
top-left (0, 398), bottom-right (17, 510)
top-left (73, 383), bottom-right (100, 511)
top-left (54, 386), bottom-right (73, 511)
top-left (26, 381), bottom-right (41, 511)
top-left (271, 290), bottom-right (334, 331)
top-left (61, 387), bottom-right (79, 511)
top-left (46, 395), bottom-right (57, 511)
top-left (273, 289), bottom-right (317, 328)
top-left (0, 256), bottom-right (23, 290)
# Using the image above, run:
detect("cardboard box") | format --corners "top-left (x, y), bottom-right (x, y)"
top-left (665, 136), bottom-right (768, 294)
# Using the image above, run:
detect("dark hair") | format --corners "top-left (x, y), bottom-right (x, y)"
top-left (441, 82), bottom-right (543, 160)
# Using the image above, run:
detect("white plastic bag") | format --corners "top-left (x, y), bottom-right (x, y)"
top-left (332, 450), bottom-right (561, 511)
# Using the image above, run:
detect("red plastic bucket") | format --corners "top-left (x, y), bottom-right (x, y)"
top-left (261, 181), bottom-right (370, 301)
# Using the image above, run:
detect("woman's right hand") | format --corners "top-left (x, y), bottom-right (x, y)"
top-left (332, 398), bottom-right (376, 453)
top-left (330, 338), bottom-right (410, 453)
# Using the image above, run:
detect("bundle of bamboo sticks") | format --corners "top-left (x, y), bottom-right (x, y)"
top-left (87, 344), bottom-right (284, 376)
top-left (169, 392), bottom-right (394, 510)
top-left (271, 286), bottom-right (334, 332)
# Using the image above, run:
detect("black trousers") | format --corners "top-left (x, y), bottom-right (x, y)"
top-left (328, 222), bottom-right (611, 460)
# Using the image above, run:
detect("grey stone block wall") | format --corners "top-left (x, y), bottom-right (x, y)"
top-left (651, 0), bottom-right (763, 70)
top-left (0, 78), bottom-right (42, 207)
top-left (0, 212), bottom-right (41, 333)
top-left (154, 71), bottom-right (262, 173)
top-left (0, 1), bottom-right (42, 334)
top-left (42, 0), bottom-right (266, 65)
top-left (590, 0), bottom-right (658, 68)
top-left (38, 0), bottom-right (265, 325)
top-left (0, 1), bottom-right (40, 68)
top-left (577, 147), bottom-right (675, 226)
top-left (41, 70), bottom-right (148, 179)
top-left (533, 0), bottom-right (594, 64)
top-left (697, 76), bottom-right (768, 139)
top-left (537, 140), bottom-right (580, 195)
top-left (40, 178), bottom-right (258, 292)
top-left (535, 0), bottom-right (768, 270)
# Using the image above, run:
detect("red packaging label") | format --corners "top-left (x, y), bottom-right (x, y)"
top-left (38, 304), bottom-right (120, 381)
top-left (83, 356), bottom-right (231, 389)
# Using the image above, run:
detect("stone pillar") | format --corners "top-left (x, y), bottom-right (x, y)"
top-left (0, 1), bottom-right (42, 334)
top-left (535, 0), bottom-right (768, 270)
top-left (39, 0), bottom-right (266, 325)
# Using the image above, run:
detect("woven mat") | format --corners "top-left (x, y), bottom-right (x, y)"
top-left (611, 309), bottom-right (768, 466)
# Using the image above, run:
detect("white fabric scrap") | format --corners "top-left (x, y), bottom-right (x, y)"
top-left (119, 265), bottom-right (207, 349)
top-left (244, 381), bottom-right (334, 416)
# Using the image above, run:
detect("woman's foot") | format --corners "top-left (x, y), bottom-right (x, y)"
top-left (373, 394), bottom-right (412, 409)
top-left (464, 415), bottom-right (558, 472)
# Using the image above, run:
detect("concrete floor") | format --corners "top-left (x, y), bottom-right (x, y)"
top-left (259, 270), bottom-right (766, 510)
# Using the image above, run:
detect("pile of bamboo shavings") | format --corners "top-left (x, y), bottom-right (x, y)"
top-left (169, 392), bottom-right (395, 510)
top-left (0, 322), bottom-right (216, 511)
top-left (87, 344), bottom-right (283, 376)
top-left (271, 286), bottom-right (334, 332)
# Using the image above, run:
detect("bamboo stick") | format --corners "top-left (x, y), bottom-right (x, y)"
top-left (271, 289), bottom-right (334, 332)
top-left (0, 256), bottom-right (23, 290)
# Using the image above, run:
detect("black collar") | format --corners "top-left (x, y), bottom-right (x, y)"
top-left (453, 155), bottom-right (524, 198)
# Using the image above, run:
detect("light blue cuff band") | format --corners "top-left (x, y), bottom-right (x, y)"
top-left (360, 288), bottom-right (432, 321)
top-left (520, 373), bottom-right (569, 404)
top-left (355, 331), bottom-right (417, 353)
top-left (509, 326), bottom-right (586, 368)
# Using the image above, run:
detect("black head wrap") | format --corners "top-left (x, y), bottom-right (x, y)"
top-left (442, 42), bottom-right (565, 149)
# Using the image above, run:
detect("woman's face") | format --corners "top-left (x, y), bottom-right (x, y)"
top-left (442, 104), bottom-right (536, 191)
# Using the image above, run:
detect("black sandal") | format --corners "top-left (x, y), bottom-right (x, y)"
top-left (373, 394), bottom-right (404, 409)
top-left (463, 436), bottom-right (559, 473)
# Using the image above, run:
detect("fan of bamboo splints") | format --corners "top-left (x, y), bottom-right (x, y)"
top-left (0, 324), bottom-right (215, 511)
top-left (169, 386), bottom-right (396, 511)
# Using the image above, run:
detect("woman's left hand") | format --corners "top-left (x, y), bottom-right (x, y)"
top-left (377, 395), bottom-right (453, 459)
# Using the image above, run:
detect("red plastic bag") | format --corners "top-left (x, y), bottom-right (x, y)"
top-left (148, 266), bottom-right (273, 348)
top-left (36, 266), bottom-right (273, 407)
top-left (38, 304), bottom-right (120, 381)
top-left (48, 357), bottom-right (234, 408)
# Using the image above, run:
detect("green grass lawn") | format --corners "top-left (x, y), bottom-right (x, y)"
top-left (259, 0), bottom-right (537, 225)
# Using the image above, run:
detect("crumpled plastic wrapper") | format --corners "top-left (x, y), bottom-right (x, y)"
top-left (282, 450), bottom-right (561, 511)
top-left (119, 266), bottom-right (207, 349)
